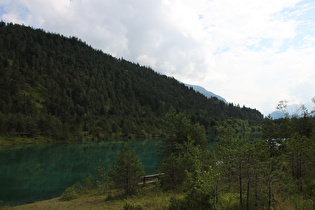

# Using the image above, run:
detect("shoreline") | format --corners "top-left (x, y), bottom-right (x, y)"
top-left (0, 135), bottom-right (163, 146)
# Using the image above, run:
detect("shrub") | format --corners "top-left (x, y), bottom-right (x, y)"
top-left (123, 202), bottom-right (143, 210)
top-left (83, 174), bottom-right (95, 190)
top-left (168, 196), bottom-right (184, 210)
top-left (95, 160), bottom-right (111, 192)
top-left (60, 182), bottom-right (85, 201)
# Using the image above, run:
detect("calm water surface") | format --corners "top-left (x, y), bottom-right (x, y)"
top-left (0, 139), bottom-right (161, 206)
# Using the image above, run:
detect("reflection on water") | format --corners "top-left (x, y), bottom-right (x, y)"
top-left (0, 139), bottom-right (161, 206)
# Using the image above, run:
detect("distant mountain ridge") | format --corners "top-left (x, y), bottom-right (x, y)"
top-left (184, 84), bottom-right (228, 104)
top-left (270, 103), bottom-right (314, 119)
top-left (269, 110), bottom-right (285, 119)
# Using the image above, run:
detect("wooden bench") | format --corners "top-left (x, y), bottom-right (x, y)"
top-left (139, 173), bottom-right (164, 185)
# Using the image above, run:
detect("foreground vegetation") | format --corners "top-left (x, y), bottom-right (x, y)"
top-left (6, 183), bottom-right (312, 210)
top-left (9, 185), bottom-right (182, 210)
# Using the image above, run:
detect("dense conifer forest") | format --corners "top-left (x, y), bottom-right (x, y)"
top-left (0, 22), bottom-right (263, 141)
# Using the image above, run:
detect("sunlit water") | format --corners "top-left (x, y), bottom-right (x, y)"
top-left (0, 139), bottom-right (162, 206)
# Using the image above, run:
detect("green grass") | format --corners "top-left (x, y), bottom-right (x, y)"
top-left (0, 135), bottom-right (64, 146)
top-left (215, 193), bottom-right (240, 209)
top-left (0, 136), bottom-right (39, 145)
top-left (4, 184), bottom-right (313, 209)
top-left (9, 185), bottom-right (183, 210)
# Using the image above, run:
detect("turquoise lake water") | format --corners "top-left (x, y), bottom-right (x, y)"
top-left (0, 139), bottom-right (162, 206)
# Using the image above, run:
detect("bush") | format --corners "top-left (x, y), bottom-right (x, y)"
top-left (169, 181), bottom-right (217, 210)
top-left (169, 196), bottom-right (184, 210)
top-left (158, 153), bottom-right (186, 190)
top-left (60, 182), bottom-right (85, 201)
top-left (183, 185), bottom-right (217, 209)
top-left (123, 202), bottom-right (143, 210)
top-left (95, 160), bottom-right (111, 193)
top-left (168, 139), bottom-right (218, 209)
top-left (83, 174), bottom-right (95, 190)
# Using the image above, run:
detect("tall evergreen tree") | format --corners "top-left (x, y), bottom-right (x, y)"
top-left (109, 144), bottom-right (145, 195)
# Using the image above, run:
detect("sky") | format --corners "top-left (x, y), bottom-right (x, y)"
top-left (1, 0), bottom-right (314, 115)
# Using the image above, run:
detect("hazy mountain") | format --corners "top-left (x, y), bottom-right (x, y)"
top-left (269, 110), bottom-right (285, 119)
top-left (185, 84), bottom-right (228, 104)
top-left (270, 103), bottom-right (314, 119)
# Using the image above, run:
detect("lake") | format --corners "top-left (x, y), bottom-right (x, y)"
top-left (0, 139), bottom-right (162, 206)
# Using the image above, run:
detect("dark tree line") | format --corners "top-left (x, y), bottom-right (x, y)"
top-left (159, 109), bottom-right (315, 209)
top-left (0, 22), bottom-right (263, 141)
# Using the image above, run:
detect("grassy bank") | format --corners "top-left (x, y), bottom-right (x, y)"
top-left (5, 187), bottom-right (309, 210)
top-left (0, 135), bottom-right (113, 146)
top-left (7, 186), bottom-right (183, 210)
top-left (0, 134), bottom-right (160, 146)
top-left (0, 136), bottom-right (56, 145)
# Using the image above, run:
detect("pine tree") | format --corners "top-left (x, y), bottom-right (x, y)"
top-left (109, 144), bottom-right (145, 194)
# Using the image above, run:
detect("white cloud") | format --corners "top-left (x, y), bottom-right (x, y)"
top-left (1, 0), bottom-right (314, 115)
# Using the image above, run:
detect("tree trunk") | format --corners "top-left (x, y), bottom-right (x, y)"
top-left (239, 162), bottom-right (243, 208)
top-left (126, 169), bottom-right (129, 194)
top-left (268, 175), bottom-right (271, 210)
top-left (246, 153), bottom-right (251, 210)
top-left (299, 151), bottom-right (302, 192)
top-left (291, 154), bottom-right (295, 177)
top-left (246, 180), bottom-right (250, 210)
top-left (296, 152), bottom-right (299, 180)
top-left (255, 174), bottom-right (258, 207)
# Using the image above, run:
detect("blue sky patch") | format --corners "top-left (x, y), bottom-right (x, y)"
top-left (246, 38), bottom-right (275, 52)
top-left (0, 5), bottom-right (7, 18)
top-left (214, 47), bottom-right (230, 55)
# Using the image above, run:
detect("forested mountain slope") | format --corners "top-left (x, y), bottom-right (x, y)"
top-left (0, 22), bottom-right (263, 141)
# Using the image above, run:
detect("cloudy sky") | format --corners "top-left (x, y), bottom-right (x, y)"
top-left (1, 0), bottom-right (314, 115)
